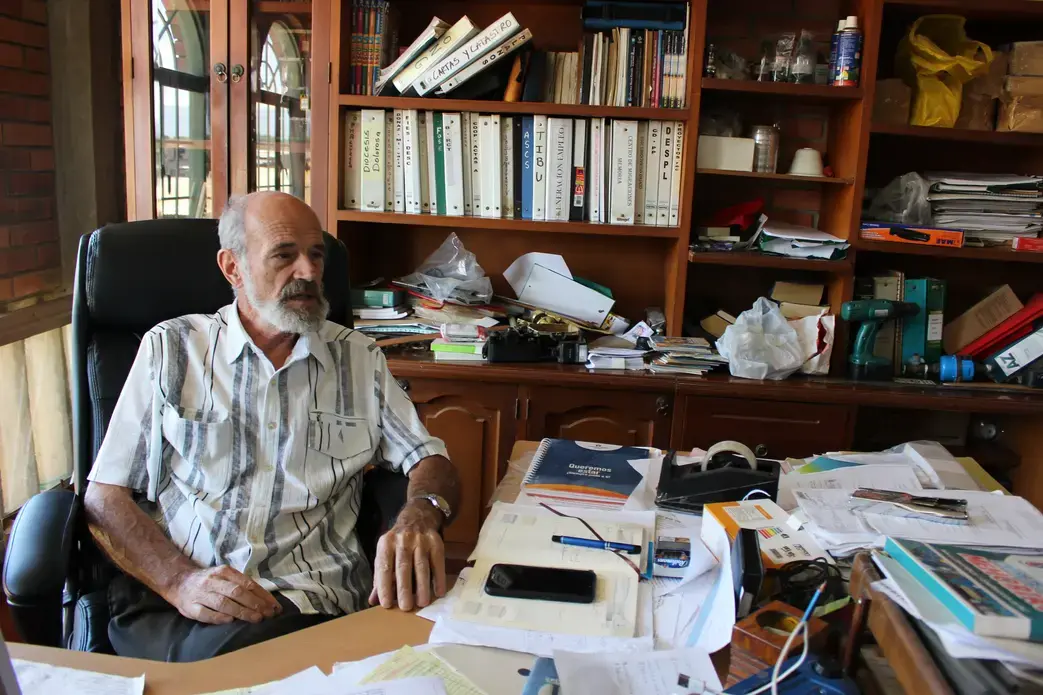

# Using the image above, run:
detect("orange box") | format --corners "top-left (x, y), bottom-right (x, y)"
top-left (860, 223), bottom-right (964, 248)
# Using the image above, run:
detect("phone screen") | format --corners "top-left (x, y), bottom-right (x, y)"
top-left (484, 563), bottom-right (597, 604)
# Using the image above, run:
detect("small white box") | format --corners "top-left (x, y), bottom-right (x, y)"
top-left (697, 135), bottom-right (756, 172)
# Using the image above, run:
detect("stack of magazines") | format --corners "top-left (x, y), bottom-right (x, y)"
top-left (646, 335), bottom-right (727, 376)
top-left (926, 173), bottom-right (1043, 247)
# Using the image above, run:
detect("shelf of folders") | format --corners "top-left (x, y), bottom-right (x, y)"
top-left (348, 1), bottom-right (691, 108)
top-left (341, 109), bottom-right (685, 228)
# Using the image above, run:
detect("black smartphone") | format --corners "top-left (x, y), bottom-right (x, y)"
top-left (483, 563), bottom-right (597, 604)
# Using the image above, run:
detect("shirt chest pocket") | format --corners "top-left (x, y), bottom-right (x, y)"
top-left (161, 405), bottom-right (232, 496)
top-left (305, 411), bottom-right (372, 502)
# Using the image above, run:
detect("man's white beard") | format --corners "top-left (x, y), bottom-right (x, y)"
top-left (240, 272), bottom-right (329, 334)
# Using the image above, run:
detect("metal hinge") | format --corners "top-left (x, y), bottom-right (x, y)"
top-left (514, 398), bottom-right (520, 419)
top-left (328, 63), bottom-right (332, 84)
top-left (130, 57), bottom-right (134, 80)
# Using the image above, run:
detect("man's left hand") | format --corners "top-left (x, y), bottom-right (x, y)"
top-left (368, 500), bottom-right (447, 611)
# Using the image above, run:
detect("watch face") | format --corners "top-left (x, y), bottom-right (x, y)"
top-left (425, 495), bottom-right (451, 517)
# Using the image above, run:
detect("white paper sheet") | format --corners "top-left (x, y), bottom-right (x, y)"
top-left (553, 647), bottom-right (723, 695)
top-left (357, 646), bottom-right (485, 695)
top-left (427, 579), bottom-right (655, 658)
top-left (504, 252), bottom-right (572, 296)
top-left (13, 660), bottom-right (144, 695)
top-left (761, 222), bottom-right (845, 243)
top-left (679, 529), bottom-right (734, 653)
top-left (777, 464), bottom-right (924, 510)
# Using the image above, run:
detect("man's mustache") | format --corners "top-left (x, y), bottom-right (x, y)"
top-left (279, 279), bottom-right (323, 301)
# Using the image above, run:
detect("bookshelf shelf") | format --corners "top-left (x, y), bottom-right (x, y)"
top-left (696, 168), bottom-right (853, 185)
top-left (855, 240), bottom-right (1043, 264)
top-left (871, 121), bottom-right (1043, 146)
top-left (687, 250), bottom-right (853, 272)
top-left (337, 95), bottom-right (690, 121)
top-left (337, 210), bottom-right (684, 238)
top-left (883, 0), bottom-right (1043, 19)
top-left (700, 78), bottom-right (863, 101)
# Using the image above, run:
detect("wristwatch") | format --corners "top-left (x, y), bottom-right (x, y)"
top-left (413, 494), bottom-right (452, 521)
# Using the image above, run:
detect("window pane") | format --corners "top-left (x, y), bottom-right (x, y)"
top-left (250, 3), bottom-right (313, 204)
top-left (152, 0), bottom-right (213, 218)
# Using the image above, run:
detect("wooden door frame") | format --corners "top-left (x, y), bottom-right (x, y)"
top-left (121, 0), bottom-right (230, 220)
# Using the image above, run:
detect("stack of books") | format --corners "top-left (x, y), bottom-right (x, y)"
top-left (351, 283), bottom-right (408, 320)
top-left (430, 336), bottom-right (486, 362)
top-left (373, 13), bottom-right (533, 98)
top-left (348, 0), bottom-right (397, 96)
top-left (343, 110), bottom-right (684, 226)
top-left (646, 336), bottom-right (727, 376)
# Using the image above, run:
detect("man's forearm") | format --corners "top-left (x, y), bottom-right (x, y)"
top-left (84, 482), bottom-right (199, 602)
top-left (400, 455), bottom-right (460, 529)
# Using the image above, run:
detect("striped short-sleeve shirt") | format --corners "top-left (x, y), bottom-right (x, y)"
top-left (88, 303), bottom-right (448, 616)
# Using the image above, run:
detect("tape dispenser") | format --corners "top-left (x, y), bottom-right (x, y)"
top-left (654, 441), bottom-right (782, 515)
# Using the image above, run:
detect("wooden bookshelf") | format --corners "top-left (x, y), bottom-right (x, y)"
top-left (701, 78), bottom-right (863, 101)
top-left (696, 168), bottom-right (853, 185)
top-left (338, 95), bottom-right (689, 121)
top-left (883, 0), bottom-right (1043, 19)
top-left (855, 239), bottom-right (1043, 264)
top-left (871, 121), bottom-right (1043, 146)
top-left (336, 210), bottom-right (684, 238)
top-left (688, 250), bottom-right (854, 272)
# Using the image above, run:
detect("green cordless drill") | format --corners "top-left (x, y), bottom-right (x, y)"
top-left (841, 299), bottom-right (920, 381)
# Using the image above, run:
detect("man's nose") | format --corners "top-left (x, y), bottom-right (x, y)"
top-left (293, 253), bottom-right (321, 281)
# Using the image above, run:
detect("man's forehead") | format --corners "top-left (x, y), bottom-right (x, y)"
top-left (245, 216), bottom-right (323, 249)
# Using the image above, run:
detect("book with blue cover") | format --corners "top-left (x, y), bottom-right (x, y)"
top-left (521, 438), bottom-right (648, 507)
top-left (521, 116), bottom-right (534, 219)
top-left (885, 537), bottom-right (1043, 641)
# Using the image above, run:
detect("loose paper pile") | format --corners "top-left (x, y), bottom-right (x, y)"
top-left (757, 221), bottom-right (849, 259)
top-left (927, 173), bottom-right (1043, 245)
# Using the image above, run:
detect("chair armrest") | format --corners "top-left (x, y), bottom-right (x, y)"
top-left (357, 467), bottom-right (410, 566)
top-left (3, 489), bottom-right (78, 646)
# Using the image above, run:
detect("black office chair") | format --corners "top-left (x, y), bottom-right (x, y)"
top-left (2, 219), bottom-right (407, 652)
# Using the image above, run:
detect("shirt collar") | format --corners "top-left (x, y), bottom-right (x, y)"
top-left (220, 303), bottom-right (333, 371)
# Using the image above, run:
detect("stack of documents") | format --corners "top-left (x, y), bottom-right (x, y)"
top-left (757, 221), bottom-right (850, 260)
top-left (353, 306), bottom-right (410, 320)
top-left (927, 173), bottom-right (1043, 245)
top-left (646, 336), bottom-right (727, 376)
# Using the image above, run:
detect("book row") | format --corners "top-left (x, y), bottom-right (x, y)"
top-left (342, 109), bottom-right (685, 226)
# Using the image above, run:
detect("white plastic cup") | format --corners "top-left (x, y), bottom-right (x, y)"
top-left (788, 148), bottom-right (825, 177)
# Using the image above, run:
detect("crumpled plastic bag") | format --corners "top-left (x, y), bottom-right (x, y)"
top-left (397, 233), bottom-right (493, 304)
top-left (791, 312), bottom-right (835, 375)
top-left (718, 298), bottom-right (805, 380)
top-left (866, 172), bottom-right (932, 225)
top-left (897, 15), bottom-right (993, 127)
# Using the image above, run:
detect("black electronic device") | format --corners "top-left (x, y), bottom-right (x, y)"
top-left (655, 442), bottom-right (781, 514)
top-left (483, 563), bottom-right (597, 604)
top-left (735, 528), bottom-right (765, 619)
top-left (485, 327), bottom-right (588, 364)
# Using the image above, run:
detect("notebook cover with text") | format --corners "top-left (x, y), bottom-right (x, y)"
top-left (521, 438), bottom-right (647, 503)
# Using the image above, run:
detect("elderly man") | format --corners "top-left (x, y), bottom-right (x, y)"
top-left (84, 191), bottom-right (459, 662)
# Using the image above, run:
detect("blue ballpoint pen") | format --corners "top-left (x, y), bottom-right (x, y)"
top-left (551, 534), bottom-right (642, 555)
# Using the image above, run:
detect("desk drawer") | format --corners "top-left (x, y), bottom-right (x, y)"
top-left (678, 396), bottom-right (853, 459)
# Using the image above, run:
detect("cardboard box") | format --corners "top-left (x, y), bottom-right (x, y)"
top-left (1005, 75), bottom-right (1043, 97)
top-left (697, 135), bottom-right (755, 172)
top-left (967, 50), bottom-right (1008, 97)
top-left (943, 284), bottom-right (1023, 354)
top-left (1009, 41), bottom-right (1043, 76)
top-left (859, 223), bottom-right (964, 248)
top-left (955, 93), bottom-right (996, 131)
top-left (701, 499), bottom-right (830, 571)
top-left (998, 94), bottom-right (1043, 133)
top-left (1013, 237), bottom-right (1043, 252)
top-left (873, 78), bottom-right (912, 125)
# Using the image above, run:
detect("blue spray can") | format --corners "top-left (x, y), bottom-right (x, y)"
top-left (828, 19), bottom-right (845, 85)
top-left (834, 15), bottom-right (862, 87)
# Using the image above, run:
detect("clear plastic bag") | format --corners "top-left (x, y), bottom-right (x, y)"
top-left (717, 297), bottom-right (805, 380)
top-left (865, 172), bottom-right (932, 225)
top-left (397, 233), bottom-right (493, 304)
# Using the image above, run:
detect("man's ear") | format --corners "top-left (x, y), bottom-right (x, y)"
top-left (216, 249), bottom-right (242, 291)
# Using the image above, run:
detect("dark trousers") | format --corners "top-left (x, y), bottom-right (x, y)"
top-left (107, 574), bottom-right (335, 662)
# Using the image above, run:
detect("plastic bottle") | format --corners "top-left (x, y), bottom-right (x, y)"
top-left (828, 19), bottom-right (846, 86)
top-left (833, 15), bottom-right (863, 87)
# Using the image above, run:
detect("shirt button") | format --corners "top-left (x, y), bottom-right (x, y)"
top-left (267, 422), bottom-right (276, 430)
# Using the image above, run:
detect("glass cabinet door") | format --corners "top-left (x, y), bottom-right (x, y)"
top-left (230, 0), bottom-right (329, 220)
top-left (123, 0), bottom-right (228, 219)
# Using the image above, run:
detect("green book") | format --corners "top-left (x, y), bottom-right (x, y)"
top-left (925, 278), bottom-right (947, 362)
top-left (351, 287), bottom-right (404, 308)
top-left (430, 338), bottom-right (484, 354)
top-left (433, 112), bottom-right (446, 215)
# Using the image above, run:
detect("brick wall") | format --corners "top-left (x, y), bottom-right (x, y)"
top-left (0, 0), bottom-right (57, 305)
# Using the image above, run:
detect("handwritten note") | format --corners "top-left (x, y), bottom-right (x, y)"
top-left (360, 646), bottom-right (486, 695)
top-left (13, 660), bottom-right (144, 695)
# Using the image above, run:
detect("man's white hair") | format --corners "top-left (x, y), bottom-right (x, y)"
top-left (217, 193), bottom-right (252, 259)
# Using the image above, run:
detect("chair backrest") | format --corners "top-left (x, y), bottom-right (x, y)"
top-left (71, 219), bottom-right (351, 492)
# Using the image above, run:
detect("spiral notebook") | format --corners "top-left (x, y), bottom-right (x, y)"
top-left (520, 438), bottom-right (649, 508)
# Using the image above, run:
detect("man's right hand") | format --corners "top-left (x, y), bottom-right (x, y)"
top-left (167, 566), bottom-right (282, 625)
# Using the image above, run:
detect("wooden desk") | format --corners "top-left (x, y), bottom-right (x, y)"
top-left (10, 608), bottom-right (432, 694)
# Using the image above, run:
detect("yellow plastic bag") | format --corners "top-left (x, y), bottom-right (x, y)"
top-left (896, 15), bottom-right (993, 127)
